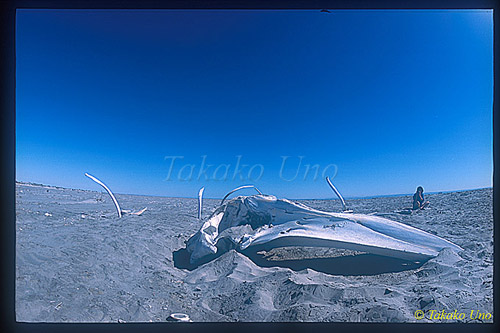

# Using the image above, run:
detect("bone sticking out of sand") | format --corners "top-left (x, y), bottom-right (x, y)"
top-left (326, 176), bottom-right (351, 212)
top-left (198, 187), bottom-right (204, 220)
top-left (84, 173), bottom-right (122, 218)
top-left (220, 185), bottom-right (263, 205)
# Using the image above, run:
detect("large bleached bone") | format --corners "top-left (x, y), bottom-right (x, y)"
top-left (185, 194), bottom-right (462, 265)
top-left (85, 173), bottom-right (146, 218)
top-left (326, 176), bottom-right (350, 212)
top-left (85, 173), bottom-right (122, 218)
top-left (198, 187), bottom-right (205, 220)
top-left (220, 185), bottom-right (262, 205)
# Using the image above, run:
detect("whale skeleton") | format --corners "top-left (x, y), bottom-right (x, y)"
top-left (84, 173), bottom-right (147, 218)
top-left (185, 179), bottom-right (462, 266)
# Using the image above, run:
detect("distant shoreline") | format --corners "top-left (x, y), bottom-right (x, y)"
top-left (15, 180), bottom-right (492, 201)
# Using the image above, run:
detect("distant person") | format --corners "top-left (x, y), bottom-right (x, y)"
top-left (413, 186), bottom-right (430, 210)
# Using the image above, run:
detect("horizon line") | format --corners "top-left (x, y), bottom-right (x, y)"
top-left (15, 180), bottom-right (492, 201)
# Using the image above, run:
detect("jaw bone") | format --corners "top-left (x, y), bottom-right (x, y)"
top-left (185, 184), bottom-right (462, 266)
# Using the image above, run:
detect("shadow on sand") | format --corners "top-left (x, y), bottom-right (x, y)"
top-left (173, 248), bottom-right (425, 276)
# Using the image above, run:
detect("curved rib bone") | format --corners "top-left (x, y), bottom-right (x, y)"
top-left (85, 173), bottom-right (122, 218)
top-left (220, 185), bottom-right (262, 205)
top-left (326, 176), bottom-right (349, 212)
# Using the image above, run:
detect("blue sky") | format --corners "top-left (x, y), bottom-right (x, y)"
top-left (16, 9), bottom-right (493, 199)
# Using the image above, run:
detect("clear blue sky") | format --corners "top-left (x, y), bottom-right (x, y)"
top-left (16, 9), bottom-right (493, 199)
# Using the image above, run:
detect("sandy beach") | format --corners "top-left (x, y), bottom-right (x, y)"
top-left (15, 182), bottom-right (493, 322)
